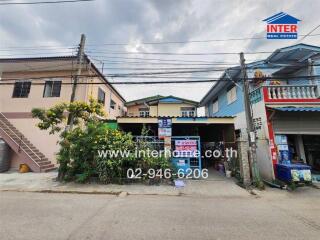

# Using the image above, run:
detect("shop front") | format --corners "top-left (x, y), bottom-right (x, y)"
top-left (268, 107), bottom-right (320, 183)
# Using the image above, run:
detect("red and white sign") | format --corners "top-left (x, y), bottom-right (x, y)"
top-left (158, 128), bottom-right (172, 139)
top-left (175, 140), bottom-right (197, 157)
top-left (175, 140), bottom-right (197, 146)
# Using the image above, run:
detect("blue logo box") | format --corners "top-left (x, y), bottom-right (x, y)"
top-left (267, 33), bottom-right (298, 39)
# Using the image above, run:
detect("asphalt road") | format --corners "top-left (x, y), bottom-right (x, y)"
top-left (1, 187), bottom-right (320, 240)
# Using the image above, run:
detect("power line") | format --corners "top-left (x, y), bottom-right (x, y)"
top-left (0, 51), bottom-right (75, 57)
top-left (90, 55), bottom-right (242, 64)
top-left (85, 33), bottom-right (320, 46)
top-left (1, 74), bottom-right (320, 84)
top-left (86, 50), bottom-right (273, 56)
top-left (103, 63), bottom-right (320, 77)
top-left (0, 47), bottom-right (76, 52)
top-left (1, 32), bottom-right (319, 50)
top-left (0, 0), bottom-right (95, 5)
top-left (92, 60), bottom-right (238, 66)
top-left (298, 24), bottom-right (320, 42)
top-left (93, 67), bottom-right (230, 71)
top-left (105, 69), bottom-right (227, 77)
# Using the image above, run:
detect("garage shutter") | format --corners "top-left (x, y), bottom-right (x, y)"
top-left (272, 112), bottom-right (320, 134)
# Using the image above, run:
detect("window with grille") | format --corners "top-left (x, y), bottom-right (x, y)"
top-left (12, 81), bottom-right (31, 98)
top-left (181, 107), bottom-right (196, 117)
top-left (139, 107), bottom-right (150, 117)
top-left (110, 99), bottom-right (116, 110)
top-left (43, 80), bottom-right (61, 98)
top-left (97, 88), bottom-right (105, 105)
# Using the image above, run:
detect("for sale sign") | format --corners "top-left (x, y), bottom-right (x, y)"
top-left (175, 140), bottom-right (197, 157)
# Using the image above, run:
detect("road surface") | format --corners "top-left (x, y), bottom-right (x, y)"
top-left (0, 187), bottom-right (320, 240)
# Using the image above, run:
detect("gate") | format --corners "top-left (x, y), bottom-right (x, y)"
top-left (171, 136), bottom-right (202, 172)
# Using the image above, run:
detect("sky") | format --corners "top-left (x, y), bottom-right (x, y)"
top-left (0, 0), bottom-right (320, 103)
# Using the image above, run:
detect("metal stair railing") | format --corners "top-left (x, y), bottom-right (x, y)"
top-left (0, 112), bottom-right (41, 167)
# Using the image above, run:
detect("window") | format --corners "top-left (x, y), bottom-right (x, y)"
top-left (181, 107), bottom-right (196, 117)
top-left (97, 88), bottom-right (105, 105)
top-left (139, 107), bottom-right (149, 117)
top-left (43, 80), bottom-right (61, 98)
top-left (12, 81), bottom-right (31, 98)
top-left (212, 99), bottom-right (219, 114)
top-left (110, 99), bottom-right (116, 110)
top-left (227, 86), bottom-right (237, 104)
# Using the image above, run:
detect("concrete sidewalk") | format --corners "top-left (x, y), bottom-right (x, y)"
top-left (0, 171), bottom-right (251, 198)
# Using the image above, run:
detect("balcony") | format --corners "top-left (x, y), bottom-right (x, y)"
top-left (262, 84), bottom-right (320, 103)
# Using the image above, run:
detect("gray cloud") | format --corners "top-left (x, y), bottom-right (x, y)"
top-left (0, 0), bottom-right (319, 102)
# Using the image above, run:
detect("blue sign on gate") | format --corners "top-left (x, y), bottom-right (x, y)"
top-left (158, 117), bottom-right (172, 128)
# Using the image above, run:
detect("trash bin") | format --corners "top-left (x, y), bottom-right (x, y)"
top-left (0, 139), bottom-right (10, 172)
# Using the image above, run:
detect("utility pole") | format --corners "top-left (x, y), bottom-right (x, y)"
top-left (239, 52), bottom-right (262, 187)
top-left (67, 34), bottom-right (86, 126)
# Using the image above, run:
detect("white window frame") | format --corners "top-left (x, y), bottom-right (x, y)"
top-left (181, 108), bottom-right (196, 117)
top-left (212, 100), bottom-right (219, 114)
top-left (227, 86), bottom-right (237, 104)
top-left (139, 111), bottom-right (150, 117)
top-left (139, 108), bottom-right (150, 117)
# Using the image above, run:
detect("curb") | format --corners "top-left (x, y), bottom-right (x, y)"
top-left (0, 188), bottom-right (181, 197)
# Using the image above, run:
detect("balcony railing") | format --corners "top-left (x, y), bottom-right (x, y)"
top-left (264, 85), bottom-right (319, 101)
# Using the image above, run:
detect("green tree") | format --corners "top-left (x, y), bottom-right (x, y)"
top-left (32, 99), bottom-right (105, 180)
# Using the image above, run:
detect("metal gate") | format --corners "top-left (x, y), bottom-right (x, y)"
top-left (171, 136), bottom-right (201, 172)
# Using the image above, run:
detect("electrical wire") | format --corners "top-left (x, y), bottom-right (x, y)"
top-left (0, 0), bottom-right (95, 5)
top-left (90, 55), bottom-right (242, 64)
top-left (1, 74), bottom-right (320, 84)
top-left (85, 33), bottom-right (320, 46)
top-left (86, 50), bottom-right (273, 56)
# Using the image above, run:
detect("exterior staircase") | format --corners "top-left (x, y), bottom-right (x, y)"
top-left (0, 112), bottom-right (56, 172)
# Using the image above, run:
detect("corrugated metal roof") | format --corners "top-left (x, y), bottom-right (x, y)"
top-left (271, 107), bottom-right (320, 112)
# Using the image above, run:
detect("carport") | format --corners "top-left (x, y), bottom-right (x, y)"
top-left (117, 116), bottom-right (236, 170)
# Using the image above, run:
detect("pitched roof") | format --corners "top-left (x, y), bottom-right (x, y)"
top-left (0, 55), bottom-right (126, 102)
top-left (147, 95), bottom-right (199, 106)
top-left (125, 95), bottom-right (199, 107)
top-left (263, 12), bottom-right (301, 24)
top-left (125, 95), bottom-right (164, 106)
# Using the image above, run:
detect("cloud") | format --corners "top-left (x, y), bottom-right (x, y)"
top-left (0, 0), bottom-right (320, 101)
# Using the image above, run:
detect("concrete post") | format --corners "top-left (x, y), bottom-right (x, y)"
top-left (237, 132), bottom-right (251, 186)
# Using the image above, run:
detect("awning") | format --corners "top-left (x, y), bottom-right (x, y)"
top-left (270, 107), bottom-right (320, 112)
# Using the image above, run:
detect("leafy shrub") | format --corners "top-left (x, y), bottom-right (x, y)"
top-left (32, 100), bottom-right (174, 184)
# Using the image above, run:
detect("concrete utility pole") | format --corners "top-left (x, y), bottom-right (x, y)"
top-left (70, 34), bottom-right (86, 103)
top-left (67, 34), bottom-right (86, 126)
top-left (239, 52), bottom-right (262, 187)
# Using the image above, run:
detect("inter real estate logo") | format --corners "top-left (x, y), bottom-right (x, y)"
top-left (263, 12), bottom-right (301, 39)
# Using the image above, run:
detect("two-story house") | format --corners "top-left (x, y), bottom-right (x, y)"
top-left (0, 55), bottom-right (126, 172)
top-left (200, 44), bottom-right (320, 180)
top-left (120, 95), bottom-right (202, 135)
top-left (118, 95), bottom-right (235, 172)
top-left (125, 95), bottom-right (198, 118)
